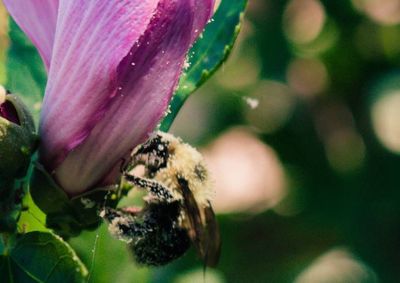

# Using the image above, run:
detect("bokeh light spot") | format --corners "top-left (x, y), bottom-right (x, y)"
top-left (203, 128), bottom-right (287, 214)
top-left (245, 80), bottom-right (296, 134)
top-left (215, 42), bottom-right (261, 91)
top-left (352, 0), bottom-right (400, 26)
top-left (287, 58), bottom-right (329, 97)
top-left (315, 102), bottom-right (366, 173)
top-left (372, 90), bottom-right (400, 153)
top-left (283, 0), bottom-right (326, 45)
top-left (325, 130), bottom-right (366, 173)
top-left (295, 248), bottom-right (379, 283)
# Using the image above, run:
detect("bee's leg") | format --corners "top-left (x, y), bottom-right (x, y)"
top-left (124, 174), bottom-right (174, 202)
top-left (100, 207), bottom-right (155, 241)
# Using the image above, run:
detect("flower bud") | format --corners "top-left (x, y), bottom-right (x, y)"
top-left (0, 86), bottom-right (37, 232)
top-left (0, 86), bottom-right (37, 183)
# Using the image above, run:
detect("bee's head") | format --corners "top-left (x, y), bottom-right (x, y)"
top-left (134, 133), bottom-right (170, 175)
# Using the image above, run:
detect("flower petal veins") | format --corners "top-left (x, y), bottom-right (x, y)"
top-left (29, 0), bottom-right (214, 194)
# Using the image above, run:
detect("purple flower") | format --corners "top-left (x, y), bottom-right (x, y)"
top-left (4, 0), bottom-right (214, 195)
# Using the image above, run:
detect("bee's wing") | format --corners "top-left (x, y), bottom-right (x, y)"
top-left (203, 202), bottom-right (221, 267)
top-left (178, 178), bottom-right (221, 267)
top-left (179, 178), bottom-right (204, 250)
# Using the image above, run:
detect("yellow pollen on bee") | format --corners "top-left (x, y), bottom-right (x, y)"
top-left (154, 132), bottom-right (215, 207)
top-left (0, 85), bottom-right (6, 104)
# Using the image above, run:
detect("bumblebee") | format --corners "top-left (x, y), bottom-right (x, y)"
top-left (101, 131), bottom-right (221, 267)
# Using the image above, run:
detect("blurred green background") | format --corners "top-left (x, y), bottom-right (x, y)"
top-left (4, 0), bottom-right (400, 282)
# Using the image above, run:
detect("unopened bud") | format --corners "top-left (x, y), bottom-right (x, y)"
top-left (0, 88), bottom-right (37, 183)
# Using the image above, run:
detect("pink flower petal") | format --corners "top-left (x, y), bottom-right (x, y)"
top-left (3, 0), bottom-right (59, 69)
top-left (39, 0), bottom-right (160, 170)
top-left (192, 0), bottom-right (215, 41)
top-left (40, 0), bottom-right (213, 195)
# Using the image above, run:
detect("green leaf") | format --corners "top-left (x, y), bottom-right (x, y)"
top-left (17, 192), bottom-right (48, 233)
top-left (1, 232), bottom-right (88, 283)
top-left (5, 19), bottom-right (47, 123)
top-left (160, 0), bottom-right (248, 131)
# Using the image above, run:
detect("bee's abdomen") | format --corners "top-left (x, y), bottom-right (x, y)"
top-left (130, 201), bottom-right (191, 266)
top-left (131, 225), bottom-right (190, 266)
